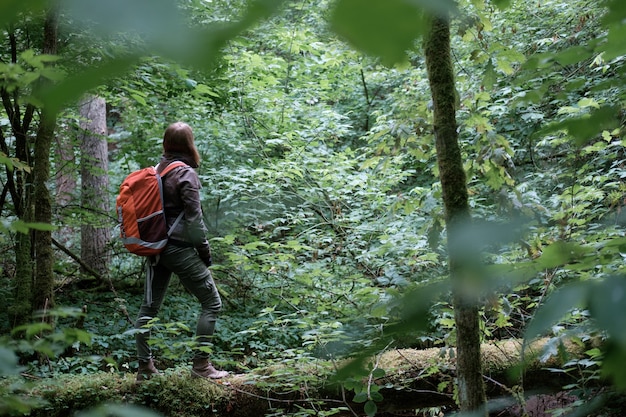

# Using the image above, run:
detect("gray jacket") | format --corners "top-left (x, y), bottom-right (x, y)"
top-left (157, 155), bottom-right (212, 264)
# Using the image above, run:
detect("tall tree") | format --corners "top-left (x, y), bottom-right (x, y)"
top-left (424, 11), bottom-right (486, 414)
top-left (79, 95), bottom-right (110, 278)
top-left (32, 4), bottom-right (60, 317)
top-left (3, 19), bottom-right (41, 326)
top-left (54, 124), bottom-right (77, 247)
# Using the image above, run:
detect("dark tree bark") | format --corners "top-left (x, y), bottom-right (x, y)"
top-left (424, 12), bottom-right (487, 414)
top-left (4, 23), bottom-right (36, 327)
top-left (79, 95), bottom-right (110, 278)
top-left (32, 5), bottom-right (60, 316)
top-left (11, 230), bottom-right (33, 326)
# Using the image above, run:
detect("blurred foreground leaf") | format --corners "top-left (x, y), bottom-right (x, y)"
top-left (330, 0), bottom-right (457, 66)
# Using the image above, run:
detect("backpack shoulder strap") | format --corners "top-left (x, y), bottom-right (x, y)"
top-left (157, 161), bottom-right (188, 177)
top-left (157, 161), bottom-right (188, 236)
top-left (168, 211), bottom-right (185, 236)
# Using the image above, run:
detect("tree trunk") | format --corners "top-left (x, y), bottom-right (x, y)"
top-left (424, 13), bottom-right (487, 414)
top-left (8, 124), bottom-right (34, 326)
top-left (4, 21), bottom-right (35, 327)
top-left (11, 224), bottom-right (33, 326)
top-left (32, 5), bottom-right (59, 316)
top-left (54, 124), bottom-right (77, 247)
top-left (79, 95), bottom-right (110, 278)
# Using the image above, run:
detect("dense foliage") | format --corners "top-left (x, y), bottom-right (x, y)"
top-left (1, 0), bottom-right (626, 416)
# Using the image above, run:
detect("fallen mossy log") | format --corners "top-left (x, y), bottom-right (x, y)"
top-left (17, 338), bottom-right (591, 417)
top-left (350, 337), bottom-right (588, 414)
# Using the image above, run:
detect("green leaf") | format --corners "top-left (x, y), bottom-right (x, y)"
top-left (8, 220), bottom-right (57, 234)
top-left (131, 94), bottom-right (147, 106)
top-left (397, 281), bottom-right (448, 330)
top-left (353, 392), bottom-right (368, 403)
top-left (491, 0), bottom-right (512, 9)
top-left (524, 282), bottom-right (589, 340)
top-left (35, 0), bottom-right (289, 113)
top-left (63, 328), bottom-right (93, 345)
top-left (62, 0), bottom-right (286, 69)
top-left (539, 106), bottom-right (621, 146)
top-left (243, 241), bottom-right (269, 250)
top-left (370, 391), bottom-right (384, 402)
top-left (343, 380), bottom-right (356, 390)
top-left (0, 0), bottom-right (47, 29)
top-left (585, 347), bottom-right (602, 359)
top-left (553, 45), bottom-right (595, 66)
top-left (0, 347), bottom-right (21, 376)
top-left (602, 0), bottom-right (626, 60)
top-left (589, 276), bottom-right (626, 347)
top-left (62, 0), bottom-right (192, 47)
top-left (24, 222), bottom-right (57, 232)
top-left (216, 235), bottom-right (236, 245)
top-left (536, 241), bottom-right (591, 269)
top-left (0, 152), bottom-right (29, 172)
top-left (76, 404), bottom-right (162, 417)
top-left (330, 0), bottom-right (431, 66)
top-left (482, 60), bottom-right (497, 89)
top-left (39, 67), bottom-right (66, 82)
top-left (194, 84), bottom-right (220, 97)
top-left (41, 56), bottom-right (140, 114)
top-left (12, 322), bottom-right (54, 339)
top-left (364, 400), bottom-right (378, 417)
top-left (39, 306), bottom-right (85, 318)
top-left (601, 341), bottom-right (626, 391)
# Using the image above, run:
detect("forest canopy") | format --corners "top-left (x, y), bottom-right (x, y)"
top-left (1, 0), bottom-right (626, 416)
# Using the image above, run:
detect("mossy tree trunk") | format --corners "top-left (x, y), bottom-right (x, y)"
top-left (9, 113), bottom-right (34, 327)
top-left (32, 5), bottom-right (59, 317)
top-left (424, 12), bottom-right (487, 414)
top-left (3, 26), bottom-right (37, 327)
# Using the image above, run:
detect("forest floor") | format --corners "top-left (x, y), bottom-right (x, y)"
top-left (12, 338), bottom-right (626, 417)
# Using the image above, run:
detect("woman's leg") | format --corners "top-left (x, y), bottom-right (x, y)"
top-left (135, 259), bottom-right (172, 361)
top-left (160, 246), bottom-right (222, 356)
top-left (186, 269), bottom-right (222, 356)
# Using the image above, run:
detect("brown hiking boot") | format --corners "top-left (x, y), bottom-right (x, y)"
top-left (136, 358), bottom-right (160, 382)
top-left (191, 357), bottom-right (228, 379)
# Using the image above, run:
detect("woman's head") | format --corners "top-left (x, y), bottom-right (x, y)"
top-left (163, 122), bottom-right (200, 167)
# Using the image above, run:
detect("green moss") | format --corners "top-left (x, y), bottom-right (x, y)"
top-left (17, 359), bottom-right (342, 417)
top-left (24, 367), bottom-right (232, 417)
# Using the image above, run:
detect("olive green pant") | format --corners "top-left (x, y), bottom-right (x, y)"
top-left (135, 244), bottom-right (222, 361)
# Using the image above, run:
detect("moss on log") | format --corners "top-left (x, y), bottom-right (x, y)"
top-left (16, 338), bottom-right (590, 417)
top-left (368, 338), bottom-right (587, 412)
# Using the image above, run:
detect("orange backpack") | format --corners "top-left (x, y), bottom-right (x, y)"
top-left (116, 161), bottom-right (187, 256)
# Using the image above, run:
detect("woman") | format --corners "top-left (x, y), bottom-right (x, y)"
top-left (135, 121), bottom-right (227, 381)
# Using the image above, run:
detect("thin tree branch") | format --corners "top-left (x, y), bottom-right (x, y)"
top-left (52, 237), bottom-right (102, 281)
top-left (52, 237), bottom-right (134, 324)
